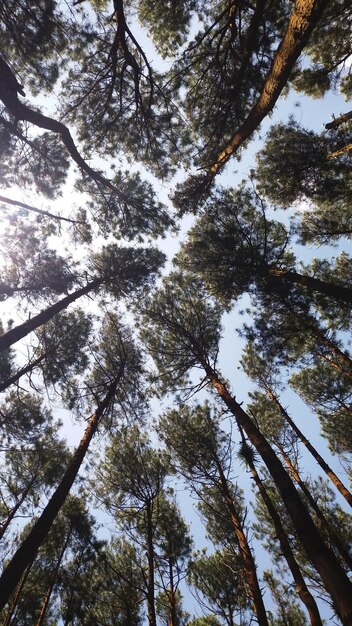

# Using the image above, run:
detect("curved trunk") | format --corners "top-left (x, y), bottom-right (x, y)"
top-left (246, 453), bottom-right (322, 626)
top-left (268, 268), bottom-right (352, 306)
top-left (0, 378), bottom-right (118, 611)
top-left (265, 387), bottom-right (352, 508)
top-left (0, 279), bottom-right (101, 354)
top-left (202, 362), bottom-right (352, 624)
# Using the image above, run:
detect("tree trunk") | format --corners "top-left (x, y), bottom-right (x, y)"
top-left (0, 278), bottom-right (101, 354)
top-left (146, 500), bottom-right (157, 626)
top-left (168, 559), bottom-right (177, 626)
top-left (245, 449), bottom-right (322, 626)
top-left (280, 448), bottom-right (352, 571)
top-left (0, 378), bottom-right (118, 611)
top-left (211, 0), bottom-right (329, 173)
top-left (0, 474), bottom-right (38, 541)
top-left (215, 459), bottom-right (269, 626)
top-left (264, 387), bottom-right (352, 508)
top-left (267, 267), bottom-right (352, 306)
top-left (35, 527), bottom-right (72, 626)
top-left (0, 353), bottom-right (46, 393)
top-left (1, 560), bottom-right (33, 626)
top-left (202, 362), bottom-right (352, 624)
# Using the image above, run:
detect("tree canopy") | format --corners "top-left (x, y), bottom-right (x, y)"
top-left (0, 1), bottom-right (352, 625)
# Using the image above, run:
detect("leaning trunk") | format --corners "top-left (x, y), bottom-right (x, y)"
top-left (267, 268), bottom-right (352, 306)
top-left (0, 378), bottom-right (118, 611)
top-left (279, 448), bottom-right (352, 571)
top-left (202, 362), bottom-right (352, 624)
top-left (35, 528), bottom-right (72, 626)
top-left (245, 449), bottom-right (322, 626)
top-left (264, 387), bottom-right (352, 508)
top-left (0, 353), bottom-right (46, 393)
top-left (211, 0), bottom-right (329, 173)
top-left (0, 278), bottom-right (102, 354)
top-left (0, 474), bottom-right (38, 541)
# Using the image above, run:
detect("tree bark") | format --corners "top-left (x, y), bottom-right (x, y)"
top-left (267, 267), bottom-right (352, 306)
top-left (1, 560), bottom-right (33, 626)
top-left (210, 0), bottom-right (329, 174)
top-left (0, 278), bottom-right (101, 354)
top-left (280, 449), bottom-right (352, 571)
top-left (215, 462), bottom-right (269, 626)
top-left (0, 353), bottom-right (46, 393)
top-left (35, 527), bottom-right (72, 626)
top-left (202, 362), bottom-right (352, 624)
top-left (168, 559), bottom-right (177, 626)
top-left (264, 387), bottom-right (352, 508)
top-left (325, 109), bottom-right (352, 130)
top-left (0, 378), bottom-right (118, 611)
top-left (146, 499), bottom-right (157, 626)
top-left (245, 451), bottom-right (322, 626)
top-left (0, 474), bottom-right (38, 541)
top-left (0, 194), bottom-right (85, 226)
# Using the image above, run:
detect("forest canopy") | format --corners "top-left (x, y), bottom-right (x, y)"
top-left (0, 1), bottom-right (352, 625)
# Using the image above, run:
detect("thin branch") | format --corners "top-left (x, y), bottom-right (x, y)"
top-left (0, 194), bottom-right (86, 225)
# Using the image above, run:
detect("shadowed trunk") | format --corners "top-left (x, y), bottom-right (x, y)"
top-left (201, 361), bottom-right (352, 624)
top-left (211, 0), bottom-right (329, 173)
top-left (264, 386), bottom-right (352, 508)
top-left (0, 278), bottom-right (101, 354)
top-left (244, 446), bottom-right (322, 626)
top-left (0, 378), bottom-right (118, 611)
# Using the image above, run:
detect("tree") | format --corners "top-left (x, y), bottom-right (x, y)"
top-left (158, 402), bottom-right (267, 626)
top-left (176, 184), bottom-right (352, 308)
top-left (0, 245), bottom-right (164, 354)
top-left (60, 536), bottom-right (144, 626)
top-left (188, 549), bottom-right (250, 626)
top-left (1, 496), bottom-right (96, 626)
top-left (241, 342), bottom-right (352, 507)
top-left (94, 425), bottom-right (176, 626)
top-left (142, 273), bottom-right (352, 623)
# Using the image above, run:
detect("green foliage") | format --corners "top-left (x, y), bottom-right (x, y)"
top-left (176, 184), bottom-right (293, 305)
top-left (256, 120), bottom-right (352, 210)
top-left (188, 549), bottom-right (251, 626)
top-left (141, 273), bottom-right (222, 395)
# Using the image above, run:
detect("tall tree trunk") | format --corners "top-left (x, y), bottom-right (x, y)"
top-left (215, 458), bottom-right (269, 626)
top-left (211, 0), bottom-right (329, 173)
top-left (35, 528), bottom-right (72, 626)
top-left (279, 448), bottom-right (352, 571)
top-left (146, 499), bottom-right (157, 626)
top-left (263, 386), bottom-right (352, 507)
top-left (168, 559), bottom-right (177, 626)
top-left (242, 442), bottom-right (322, 626)
top-left (201, 361), bottom-right (352, 624)
top-left (0, 278), bottom-right (102, 354)
top-left (267, 268), bottom-right (352, 306)
top-left (0, 378), bottom-right (118, 611)
top-left (0, 353), bottom-right (46, 393)
top-left (0, 474), bottom-right (38, 541)
top-left (1, 560), bottom-right (33, 626)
